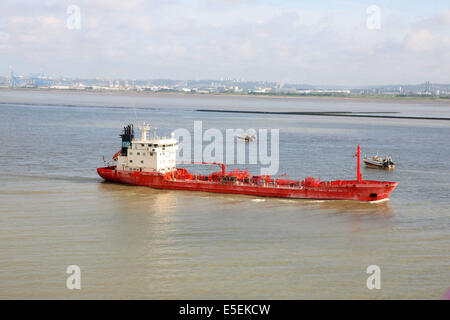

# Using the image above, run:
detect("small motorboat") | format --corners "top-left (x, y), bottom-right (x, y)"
top-left (237, 133), bottom-right (256, 142)
top-left (363, 154), bottom-right (395, 170)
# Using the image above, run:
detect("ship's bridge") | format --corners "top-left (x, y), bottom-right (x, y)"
top-left (117, 122), bottom-right (178, 173)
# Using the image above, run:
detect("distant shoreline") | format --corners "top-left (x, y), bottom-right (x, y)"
top-left (1, 87), bottom-right (450, 104)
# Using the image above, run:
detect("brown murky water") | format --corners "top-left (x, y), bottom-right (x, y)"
top-left (0, 90), bottom-right (449, 299)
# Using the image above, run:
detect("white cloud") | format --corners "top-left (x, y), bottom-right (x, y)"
top-left (0, 1), bottom-right (449, 85)
top-left (406, 29), bottom-right (435, 52)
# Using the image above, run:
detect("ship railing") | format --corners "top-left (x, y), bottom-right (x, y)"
top-left (171, 177), bottom-right (309, 189)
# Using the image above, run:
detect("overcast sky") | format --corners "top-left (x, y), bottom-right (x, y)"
top-left (1, 0), bottom-right (449, 85)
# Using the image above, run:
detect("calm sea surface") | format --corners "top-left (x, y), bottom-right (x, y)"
top-left (0, 89), bottom-right (449, 299)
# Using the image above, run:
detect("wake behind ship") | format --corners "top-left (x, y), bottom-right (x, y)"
top-left (97, 123), bottom-right (398, 202)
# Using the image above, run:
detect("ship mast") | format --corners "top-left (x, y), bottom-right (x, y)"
top-left (357, 145), bottom-right (362, 183)
top-left (138, 122), bottom-right (150, 141)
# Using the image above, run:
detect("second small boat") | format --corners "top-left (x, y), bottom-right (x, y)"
top-left (237, 133), bottom-right (256, 142)
top-left (363, 154), bottom-right (395, 170)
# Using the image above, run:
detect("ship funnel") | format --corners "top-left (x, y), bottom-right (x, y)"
top-left (120, 124), bottom-right (134, 156)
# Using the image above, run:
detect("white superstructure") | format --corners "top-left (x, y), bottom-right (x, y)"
top-left (116, 122), bottom-right (178, 173)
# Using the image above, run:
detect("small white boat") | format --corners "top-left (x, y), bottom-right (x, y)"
top-left (237, 134), bottom-right (256, 142)
top-left (363, 155), bottom-right (395, 170)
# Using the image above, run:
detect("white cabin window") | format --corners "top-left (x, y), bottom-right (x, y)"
top-left (140, 160), bottom-right (144, 164)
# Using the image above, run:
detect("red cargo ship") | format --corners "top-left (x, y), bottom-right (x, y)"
top-left (97, 124), bottom-right (398, 202)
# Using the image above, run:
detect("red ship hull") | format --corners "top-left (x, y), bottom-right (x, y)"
top-left (97, 167), bottom-right (398, 202)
